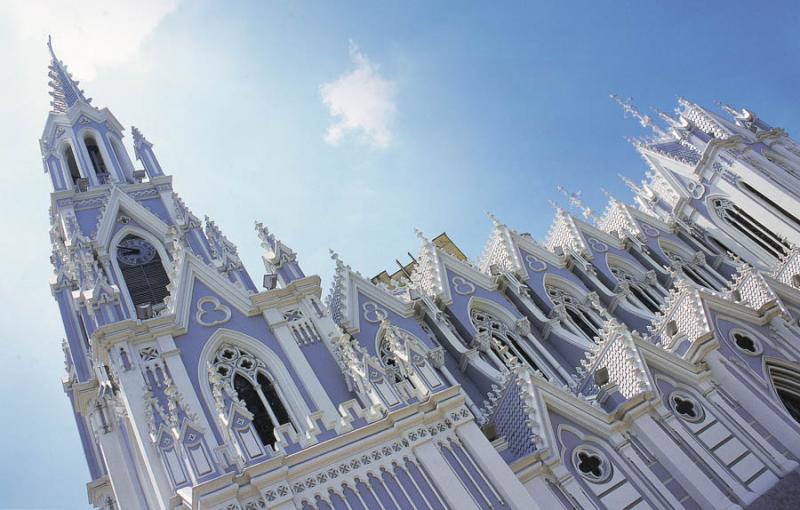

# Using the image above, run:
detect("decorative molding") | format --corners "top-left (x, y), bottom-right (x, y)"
top-left (195, 296), bottom-right (232, 327)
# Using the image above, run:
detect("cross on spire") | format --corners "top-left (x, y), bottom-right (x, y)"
top-left (618, 173), bottom-right (642, 195)
top-left (610, 94), bottom-right (667, 140)
top-left (46, 36), bottom-right (91, 113)
top-left (556, 185), bottom-right (594, 221)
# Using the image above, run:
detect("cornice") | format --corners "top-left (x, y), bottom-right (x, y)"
top-left (250, 276), bottom-right (323, 311)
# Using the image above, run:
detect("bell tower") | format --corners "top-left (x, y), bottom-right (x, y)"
top-left (45, 38), bottom-right (525, 510)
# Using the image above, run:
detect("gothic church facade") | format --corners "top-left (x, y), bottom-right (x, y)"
top-left (43, 40), bottom-right (800, 509)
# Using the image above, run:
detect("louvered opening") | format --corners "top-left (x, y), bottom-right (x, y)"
top-left (117, 235), bottom-right (170, 310)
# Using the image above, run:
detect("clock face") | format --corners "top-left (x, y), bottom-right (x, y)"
top-left (117, 237), bottom-right (157, 266)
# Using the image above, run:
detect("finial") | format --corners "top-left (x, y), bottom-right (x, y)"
top-left (556, 186), bottom-right (594, 221)
top-left (46, 36), bottom-right (91, 113)
top-left (131, 126), bottom-right (150, 146)
top-left (715, 100), bottom-right (751, 122)
top-left (717, 101), bottom-right (738, 117)
top-left (254, 220), bottom-right (268, 237)
top-left (600, 187), bottom-right (618, 203)
top-left (610, 94), bottom-right (667, 139)
top-left (485, 211), bottom-right (501, 227)
top-left (329, 249), bottom-right (341, 263)
top-left (547, 199), bottom-right (561, 211)
top-left (618, 174), bottom-right (642, 194)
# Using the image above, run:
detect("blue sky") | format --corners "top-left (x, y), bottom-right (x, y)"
top-left (0, 1), bottom-right (798, 507)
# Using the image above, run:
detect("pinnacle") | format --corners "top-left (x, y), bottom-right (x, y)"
top-left (46, 36), bottom-right (91, 113)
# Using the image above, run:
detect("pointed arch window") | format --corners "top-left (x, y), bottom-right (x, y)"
top-left (664, 249), bottom-right (722, 291)
top-left (609, 264), bottom-right (663, 314)
top-left (766, 360), bottom-right (800, 424)
top-left (211, 345), bottom-right (292, 447)
top-left (109, 136), bottom-right (131, 182)
top-left (545, 284), bottom-right (604, 342)
top-left (379, 338), bottom-right (406, 383)
top-left (116, 235), bottom-right (170, 314)
top-left (712, 197), bottom-right (790, 260)
top-left (469, 308), bottom-right (542, 373)
top-left (63, 145), bottom-right (81, 187)
top-left (83, 134), bottom-right (109, 183)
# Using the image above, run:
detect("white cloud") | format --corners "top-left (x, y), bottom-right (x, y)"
top-left (320, 41), bottom-right (396, 149)
top-left (4, 0), bottom-right (180, 80)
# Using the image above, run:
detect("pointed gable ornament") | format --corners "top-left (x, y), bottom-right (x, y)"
top-left (478, 212), bottom-right (525, 275)
top-left (576, 319), bottom-right (652, 400)
top-left (409, 229), bottom-right (446, 299)
top-left (204, 216), bottom-right (243, 272)
top-left (544, 205), bottom-right (589, 257)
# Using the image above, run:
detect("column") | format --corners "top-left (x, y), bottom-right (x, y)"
top-left (262, 309), bottom-right (340, 422)
top-left (455, 420), bottom-right (539, 509)
top-left (112, 345), bottom-right (175, 508)
top-left (631, 413), bottom-right (740, 510)
top-left (413, 439), bottom-right (480, 510)
top-left (707, 351), bottom-right (800, 458)
top-left (91, 402), bottom-right (148, 509)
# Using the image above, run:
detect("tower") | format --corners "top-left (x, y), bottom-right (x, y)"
top-left (45, 40), bottom-right (800, 510)
top-left (46, 40), bottom-right (531, 509)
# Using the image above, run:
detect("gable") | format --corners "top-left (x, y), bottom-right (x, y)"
top-left (95, 186), bottom-right (171, 249)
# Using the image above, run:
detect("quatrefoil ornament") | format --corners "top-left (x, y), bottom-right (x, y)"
top-left (195, 296), bottom-right (232, 327)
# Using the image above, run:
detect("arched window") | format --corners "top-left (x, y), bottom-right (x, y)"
top-left (83, 134), bottom-right (109, 182)
top-left (663, 249), bottom-right (722, 291)
top-left (63, 145), bottom-right (81, 187)
top-left (609, 264), bottom-right (663, 313)
top-left (211, 344), bottom-right (291, 447)
top-left (470, 308), bottom-right (542, 373)
top-left (766, 359), bottom-right (800, 424)
top-left (115, 235), bottom-right (170, 315)
top-left (378, 338), bottom-right (406, 383)
top-left (712, 197), bottom-right (790, 260)
top-left (109, 136), bottom-right (131, 181)
top-left (740, 181), bottom-right (800, 229)
top-left (545, 284), bottom-right (603, 342)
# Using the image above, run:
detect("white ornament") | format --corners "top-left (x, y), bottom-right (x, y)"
top-left (195, 296), bottom-right (232, 327)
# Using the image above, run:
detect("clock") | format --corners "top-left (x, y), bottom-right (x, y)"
top-left (117, 237), bottom-right (157, 266)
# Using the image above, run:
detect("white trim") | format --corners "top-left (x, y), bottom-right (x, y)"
top-left (95, 186), bottom-right (170, 249)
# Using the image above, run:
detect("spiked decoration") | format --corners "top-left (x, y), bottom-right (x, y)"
top-left (47, 36), bottom-right (91, 113)
top-left (610, 94), bottom-right (669, 141)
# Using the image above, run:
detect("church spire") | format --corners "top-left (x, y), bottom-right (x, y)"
top-left (46, 36), bottom-right (91, 113)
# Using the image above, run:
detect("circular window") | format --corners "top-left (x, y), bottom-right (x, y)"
top-left (669, 392), bottom-right (705, 423)
top-left (730, 330), bottom-right (762, 356)
top-left (573, 447), bottom-right (613, 484)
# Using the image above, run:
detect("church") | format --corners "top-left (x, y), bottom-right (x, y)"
top-left (43, 38), bottom-right (800, 509)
